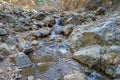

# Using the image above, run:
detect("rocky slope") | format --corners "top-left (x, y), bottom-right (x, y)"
top-left (0, 0), bottom-right (120, 80)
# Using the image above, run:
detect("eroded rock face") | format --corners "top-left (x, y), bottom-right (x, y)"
top-left (70, 15), bottom-right (120, 79)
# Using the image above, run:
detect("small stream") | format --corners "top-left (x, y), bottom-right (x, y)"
top-left (21, 17), bottom-right (106, 80)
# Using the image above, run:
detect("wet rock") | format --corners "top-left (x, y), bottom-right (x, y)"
top-left (56, 48), bottom-right (72, 58)
top-left (64, 71), bottom-right (88, 80)
top-left (12, 52), bottom-right (32, 68)
top-left (62, 24), bottom-right (73, 36)
top-left (0, 28), bottom-right (7, 36)
top-left (73, 45), bottom-right (101, 67)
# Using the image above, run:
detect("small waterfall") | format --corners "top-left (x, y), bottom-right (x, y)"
top-left (50, 17), bottom-right (63, 38)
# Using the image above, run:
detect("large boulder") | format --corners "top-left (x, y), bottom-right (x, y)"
top-left (70, 14), bottom-right (120, 79)
top-left (69, 17), bottom-right (120, 49)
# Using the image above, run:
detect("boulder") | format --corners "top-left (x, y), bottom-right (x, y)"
top-left (12, 52), bottom-right (32, 68)
top-left (62, 24), bottom-right (73, 36)
top-left (69, 18), bottom-right (120, 49)
top-left (73, 45), bottom-right (101, 67)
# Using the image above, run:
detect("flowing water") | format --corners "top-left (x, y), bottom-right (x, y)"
top-left (21, 17), bottom-right (106, 80)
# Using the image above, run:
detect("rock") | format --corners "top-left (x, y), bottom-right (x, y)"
top-left (33, 21), bottom-right (44, 28)
top-left (12, 52), bottom-right (32, 68)
top-left (99, 45), bottom-right (120, 78)
top-left (0, 28), bottom-right (7, 36)
top-left (28, 76), bottom-right (34, 80)
top-left (15, 24), bottom-right (29, 32)
top-left (13, 7), bottom-right (21, 14)
top-left (31, 27), bottom-right (51, 37)
top-left (114, 65), bottom-right (120, 78)
top-left (56, 48), bottom-right (72, 58)
top-left (64, 71), bottom-right (88, 80)
top-left (42, 16), bottom-right (55, 27)
top-left (94, 7), bottom-right (105, 15)
top-left (73, 45), bottom-right (101, 67)
top-left (85, 0), bottom-right (103, 11)
top-left (31, 40), bottom-right (38, 46)
top-left (31, 12), bottom-right (46, 20)
top-left (37, 62), bottom-right (49, 72)
top-left (56, 37), bottom-right (62, 42)
top-left (0, 54), bottom-right (4, 61)
top-left (0, 68), bottom-right (3, 74)
top-left (30, 25), bottom-right (39, 30)
top-left (0, 43), bottom-right (11, 55)
top-left (62, 24), bottom-right (73, 36)
top-left (69, 18), bottom-right (120, 49)
top-left (2, 14), bottom-right (16, 23)
top-left (24, 45), bottom-right (34, 54)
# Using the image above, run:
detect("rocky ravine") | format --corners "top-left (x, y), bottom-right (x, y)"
top-left (0, 0), bottom-right (120, 80)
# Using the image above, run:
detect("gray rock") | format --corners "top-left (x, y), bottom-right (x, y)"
top-left (24, 45), bottom-right (34, 54)
top-left (42, 15), bottom-right (55, 27)
top-left (62, 24), bottom-right (73, 36)
top-left (31, 12), bottom-right (46, 20)
top-left (0, 43), bottom-right (11, 55)
top-left (13, 52), bottom-right (32, 68)
top-left (94, 7), bottom-right (105, 15)
top-left (15, 24), bottom-right (29, 32)
top-left (31, 27), bottom-right (51, 37)
top-left (73, 45), bottom-right (101, 67)
top-left (0, 28), bottom-right (7, 36)
top-left (69, 18), bottom-right (120, 49)
top-left (33, 21), bottom-right (44, 28)
top-left (64, 71), bottom-right (88, 80)
top-left (85, 0), bottom-right (103, 11)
